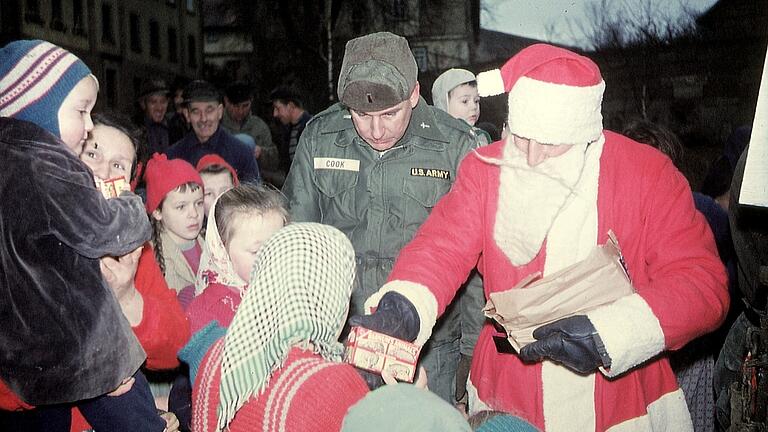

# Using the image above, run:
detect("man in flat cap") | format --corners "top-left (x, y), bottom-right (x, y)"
top-left (166, 80), bottom-right (260, 183)
top-left (283, 31), bottom-right (484, 403)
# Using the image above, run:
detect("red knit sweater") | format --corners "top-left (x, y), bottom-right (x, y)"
top-left (193, 341), bottom-right (369, 432)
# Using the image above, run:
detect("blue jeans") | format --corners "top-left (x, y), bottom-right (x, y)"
top-left (0, 371), bottom-right (165, 432)
top-left (419, 337), bottom-right (461, 403)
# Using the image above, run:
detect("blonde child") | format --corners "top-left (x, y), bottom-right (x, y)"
top-left (195, 153), bottom-right (239, 219)
top-left (187, 183), bottom-right (287, 333)
top-left (144, 153), bottom-right (206, 309)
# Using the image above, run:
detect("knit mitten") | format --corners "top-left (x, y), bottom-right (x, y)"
top-left (178, 321), bottom-right (226, 385)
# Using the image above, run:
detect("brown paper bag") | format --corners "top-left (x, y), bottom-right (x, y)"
top-left (483, 232), bottom-right (634, 351)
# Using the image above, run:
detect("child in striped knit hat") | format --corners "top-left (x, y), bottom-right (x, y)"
top-left (0, 39), bottom-right (166, 431)
top-left (179, 223), bottom-right (369, 432)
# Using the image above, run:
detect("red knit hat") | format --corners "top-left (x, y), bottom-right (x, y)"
top-left (195, 153), bottom-right (240, 187)
top-left (144, 153), bottom-right (203, 214)
top-left (476, 43), bottom-right (605, 145)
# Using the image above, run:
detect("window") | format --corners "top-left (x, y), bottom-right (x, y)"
top-left (129, 13), bottom-right (142, 53)
top-left (105, 68), bottom-right (118, 108)
top-left (25, 0), bottom-right (44, 24)
top-left (73, 0), bottom-right (86, 36)
top-left (186, 0), bottom-right (195, 13)
top-left (101, 3), bottom-right (114, 43)
top-left (187, 35), bottom-right (197, 68)
top-left (50, 0), bottom-right (66, 31)
top-left (149, 20), bottom-right (160, 57)
top-left (391, 0), bottom-right (408, 21)
top-left (168, 27), bottom-right (178, 63)
top-left (412, 47), bottom-right (427, 72)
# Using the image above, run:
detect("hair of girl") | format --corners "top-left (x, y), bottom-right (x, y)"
top-left (151, 181), bottom-right (203, 275)
top-left (90, 111), bottom-right (145, 181)
top-left (214, 183), bottom-right (289, 246)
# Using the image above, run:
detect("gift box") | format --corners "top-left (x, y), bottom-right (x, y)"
top-left (94, 176), bottom-right (130, 199)
top-left (344, 326), bottom-right (421, 382)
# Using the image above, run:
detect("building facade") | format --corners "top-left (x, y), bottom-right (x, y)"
top-left (1, 0), bottom-right (204, 115)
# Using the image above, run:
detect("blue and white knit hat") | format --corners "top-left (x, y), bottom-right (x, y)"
top-left (0, 39), bottom-right (93, 137)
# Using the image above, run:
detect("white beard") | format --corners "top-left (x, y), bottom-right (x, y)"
top-left (493, 139), bottom-right (589, 266)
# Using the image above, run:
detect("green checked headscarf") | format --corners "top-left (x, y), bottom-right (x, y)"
top-left (217, 222), bottom-right (356, 430)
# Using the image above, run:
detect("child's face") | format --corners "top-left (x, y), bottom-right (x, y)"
top-left (447, 84), bottom-right (480, 126)
top-left (81, 124), bottom-right (135, 181)
top-left (153, 187), bottom-right (205, 244)
top-left (57, 76), bottom-right (98, 154)
top-left (226, 210), bottom-right (285, 283)
top-left (201, 171), bottom-right (235, 217)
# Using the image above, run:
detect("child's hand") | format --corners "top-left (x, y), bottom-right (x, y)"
top-left (107, 377), bottom-right (135, 397)
top-left (381, 366), bottom-right (428, 390)
top-left (100, 247), bottom-right (142, 301)
top-left (100, 247), bottom-right (144, 325)
top-left (159, 410), bottom-right (180, 432)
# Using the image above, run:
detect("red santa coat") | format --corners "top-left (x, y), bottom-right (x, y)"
top-left (375, 131), bottom-right (728, 431)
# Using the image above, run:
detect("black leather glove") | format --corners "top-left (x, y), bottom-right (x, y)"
top-left (518, 315), bottom-right (611, 375)
top-left (347, 291), bottom-right (420, 390)
top-left (347, 291), bottom-right (420, 342)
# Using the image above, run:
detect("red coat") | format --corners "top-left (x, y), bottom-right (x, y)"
top-left (381, 132), bottom-right (728, 431)
top-left (132, 245), bottom-right (191, 370)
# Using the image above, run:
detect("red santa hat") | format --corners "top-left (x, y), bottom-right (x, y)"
top-left (477, 43), bottom-right (605, 145)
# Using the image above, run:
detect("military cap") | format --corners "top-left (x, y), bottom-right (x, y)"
top-left (337, 32), bottom-right (418, 112)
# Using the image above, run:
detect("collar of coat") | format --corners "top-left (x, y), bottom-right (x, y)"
top-left (321, 97), bottom-right (449, 150)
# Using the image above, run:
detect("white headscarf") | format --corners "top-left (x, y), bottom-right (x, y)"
top-left (195, 195), bottom-right (247, 295)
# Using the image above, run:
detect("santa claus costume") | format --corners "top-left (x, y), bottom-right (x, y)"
top-left (364, 44), bottom-right (728, 431)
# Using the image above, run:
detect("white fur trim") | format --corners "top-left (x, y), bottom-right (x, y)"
top-left (363, 280), bottom-right (438, 346)
top-left (466, 375), bottom-right (492, 416)
top-left (542, 362), bottom-right (595, 431)
top-left (605, 389), bottom-right (693, 432)
top-left (508, 76), bottom-right (605, 145)
top-left (544, 135), bottom-right (603, 275)
top-left (587, 293), bottom-right (666, 377)
top-left (476, 69), bottom-right (505, 97)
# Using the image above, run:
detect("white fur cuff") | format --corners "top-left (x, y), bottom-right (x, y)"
top-left (476, 69), bottom-right (505, 97)
top-left (587, 293), bottom-right (665, 377)
top-left (508, 76), bottom-right (604, 145)
top-left (364, 280), bottom-right (438, 346)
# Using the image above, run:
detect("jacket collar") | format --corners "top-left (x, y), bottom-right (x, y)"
top-left (321, 98), bottom-right (448, 150)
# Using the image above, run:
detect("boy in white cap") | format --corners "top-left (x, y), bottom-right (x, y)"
top-left (352, 43), bottom-right (728, 431)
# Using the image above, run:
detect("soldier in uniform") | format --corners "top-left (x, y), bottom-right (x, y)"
top-left (282, 31), bottom-right (483, 403)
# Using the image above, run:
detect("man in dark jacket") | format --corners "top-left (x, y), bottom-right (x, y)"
top-left (166, 80), bottom-right (261, 183)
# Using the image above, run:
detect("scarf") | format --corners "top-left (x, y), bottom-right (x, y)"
top-left (217, 222), bottom-right (356, 430)
top-left (195, 195), bottom-right (248, 295)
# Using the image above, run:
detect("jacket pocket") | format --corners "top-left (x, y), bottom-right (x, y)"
top-left (402, 177), bottom-right (451, 241)
top-left (314, 169), bottom-right (359, 222)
